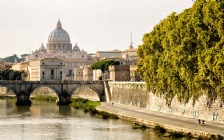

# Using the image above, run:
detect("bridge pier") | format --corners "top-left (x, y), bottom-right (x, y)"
top-left (16, 91), bottom-right (31, 106)
top-left (56, 91), bottom-right (71, 105)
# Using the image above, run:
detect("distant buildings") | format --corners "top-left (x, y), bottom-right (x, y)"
top-left (29, 58), bottom-right (65, 81)
top-left (83, 66), bottom-right (93, 81)
top-left (109, 65), bottom-right (130, 81)
top-left (74, 67), bottom-right (83, 81)
top-left (0, 61), bottom-right (12, 70)
top-left (12, 20), bottom-right (93, 81)
top-left (95, 49), bottom-right (122, 60)
top-left (11, 20), bottom-right (141, 82)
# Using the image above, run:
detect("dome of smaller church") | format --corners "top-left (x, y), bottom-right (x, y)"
top-left (48, 20), bottom-right (70, 43)
top-left (39, 43), bottom-right (46, 51)
top-left (73, 43), bottom-right (80, 51)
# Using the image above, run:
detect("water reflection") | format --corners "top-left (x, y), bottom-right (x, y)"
top-left (58, 105), bottom-right (72, 116)
top-left (0, 100), bottom-right (189, 140)
top-left (16, 106), bottom-right (31, 113)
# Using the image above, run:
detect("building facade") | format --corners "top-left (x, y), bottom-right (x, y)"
top-left (83, 65), bottom-right (93, 81)
top-left (130, 65), bottom-right (141, 81)
top-left (93, 69), bottom-right (102, 81)
top-left (25, 20), bottom-right (93, 80)
top-left (109, 65), bottom-right (130, 81)
top-left (121, 41), bottom-right (138, 65)
top-left (29, 58), bottom-right (65, 81)
top-left (73, 67), bottom-right (83, 81)
top-left (95, 49), bottom-right (122, 60)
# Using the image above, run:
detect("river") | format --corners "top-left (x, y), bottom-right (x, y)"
top-left (0, 99), bottom-right (189, 140)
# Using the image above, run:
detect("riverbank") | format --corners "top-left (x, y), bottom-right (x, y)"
top-left (1, 95), bottom-right (223, 139)
top-left (96, 102), bottom-right (224, 139)
top-left (70, 98), bottom-right (119, 119)
top-left (31, 95), bottom-right (118, 119)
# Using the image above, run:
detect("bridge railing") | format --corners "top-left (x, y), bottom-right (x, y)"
top-left (0, 80), bottom-right (104, 84)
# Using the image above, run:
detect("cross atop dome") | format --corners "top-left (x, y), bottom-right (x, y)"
top-left (57, 19), bottom-right (62, 29)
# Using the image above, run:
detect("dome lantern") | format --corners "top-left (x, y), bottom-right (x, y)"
top-left (57, 19), bottom-right (62, 29)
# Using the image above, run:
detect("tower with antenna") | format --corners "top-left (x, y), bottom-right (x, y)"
top-left (129, 33), bottom-right (134, 49)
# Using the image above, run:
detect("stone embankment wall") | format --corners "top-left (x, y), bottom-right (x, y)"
top-left (108, 82), bottom-right (224, 123)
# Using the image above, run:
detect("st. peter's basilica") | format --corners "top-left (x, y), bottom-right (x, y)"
top-left (13, 20), bottom-right (93, 81)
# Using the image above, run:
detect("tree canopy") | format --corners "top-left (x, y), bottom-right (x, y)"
top-left (91, 60), bottom-right (120, 72)
top-left (137, 0), bottom-right (224, 105)
top-left (2, 54), bottom-right (21, 63)
top-left (0, 69), bottom-right (24, 80)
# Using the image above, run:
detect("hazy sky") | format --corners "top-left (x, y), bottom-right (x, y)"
top-left (0, 0), bottom-right (193, 58)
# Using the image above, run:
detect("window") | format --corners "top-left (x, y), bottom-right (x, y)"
top-left (60, 71), bottom-right (62, 75)
top-left (42, 62), bottom-right (44, 65)
top-left (69, 70), bottom-right (72, 75)
top-left (42, 71), bottom-right (45, 75)
top-left (51, 69), bottom-right (54, 75)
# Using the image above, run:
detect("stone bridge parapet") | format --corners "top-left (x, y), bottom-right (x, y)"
top-left (0, 80), bottom-right (105, 105)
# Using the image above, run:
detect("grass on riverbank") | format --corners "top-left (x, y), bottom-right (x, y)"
top-left (70, 98), bottom-right (100, 113)
top-left (0, 95), bottom-right (17, 100)
top-left (30, 95), bottom-right (118, 119)
top-left (70, 98), bottom-right (119, 119)
top-left (30, 95), bottom-right (57, 102)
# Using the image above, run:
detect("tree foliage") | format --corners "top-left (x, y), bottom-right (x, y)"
top-left (2, 54), bottom-right (21, 63)
top-left (91, 60), bottom-right (120, 72)
top-left (137, 0), bottom-right (224, 105)
top-left (0, 69), bottom-right (24, 80)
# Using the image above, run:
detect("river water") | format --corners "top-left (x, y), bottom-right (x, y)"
top-left (0, 99), bottom-right (188, 140)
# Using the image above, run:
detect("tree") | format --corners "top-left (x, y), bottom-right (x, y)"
top-left (137, 0), bottom-right (224, 104)
top-left (91, 60), bottom-right (120, 72)
top-left (0, 69), bottom-right (24, 80)
top-left (2, 54), bottom-right (21, 63)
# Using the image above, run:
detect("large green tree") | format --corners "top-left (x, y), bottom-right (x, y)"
top-left (137, 0), bottom-right (224, 105)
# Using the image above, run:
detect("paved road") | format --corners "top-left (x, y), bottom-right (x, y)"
top-left (97, 103), bottom-right (224, 136)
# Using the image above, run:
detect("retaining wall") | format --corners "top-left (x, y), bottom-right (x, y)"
top-left (108, 82), bottom-right (224, 123)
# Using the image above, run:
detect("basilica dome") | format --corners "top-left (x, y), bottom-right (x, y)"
top-left (46, 20), bottom-right (72, 52)
top-left (48, 20), bottom-right (70, 43)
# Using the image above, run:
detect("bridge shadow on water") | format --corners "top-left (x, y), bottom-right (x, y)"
top-left (15, 105), bottom-right (31, 117)
top-left (58, 105), bottom-right (72, 116)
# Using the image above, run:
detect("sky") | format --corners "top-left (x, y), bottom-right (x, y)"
top-left (0, 0), bottom-right (193, 58)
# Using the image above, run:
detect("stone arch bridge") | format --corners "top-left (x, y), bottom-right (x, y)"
top-left (0, 80), bottom-right (107, 105)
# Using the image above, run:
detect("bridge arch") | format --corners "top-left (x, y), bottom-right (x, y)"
top-left (29, 85), bottom-right (60, 97)
top-left (70, 85), bottom-right (101, 101)
top-left (0, 85), bottom-right (18, 95)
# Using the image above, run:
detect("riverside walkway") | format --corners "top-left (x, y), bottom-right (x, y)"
top-left (97, 103), bottom-right (224, 137)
